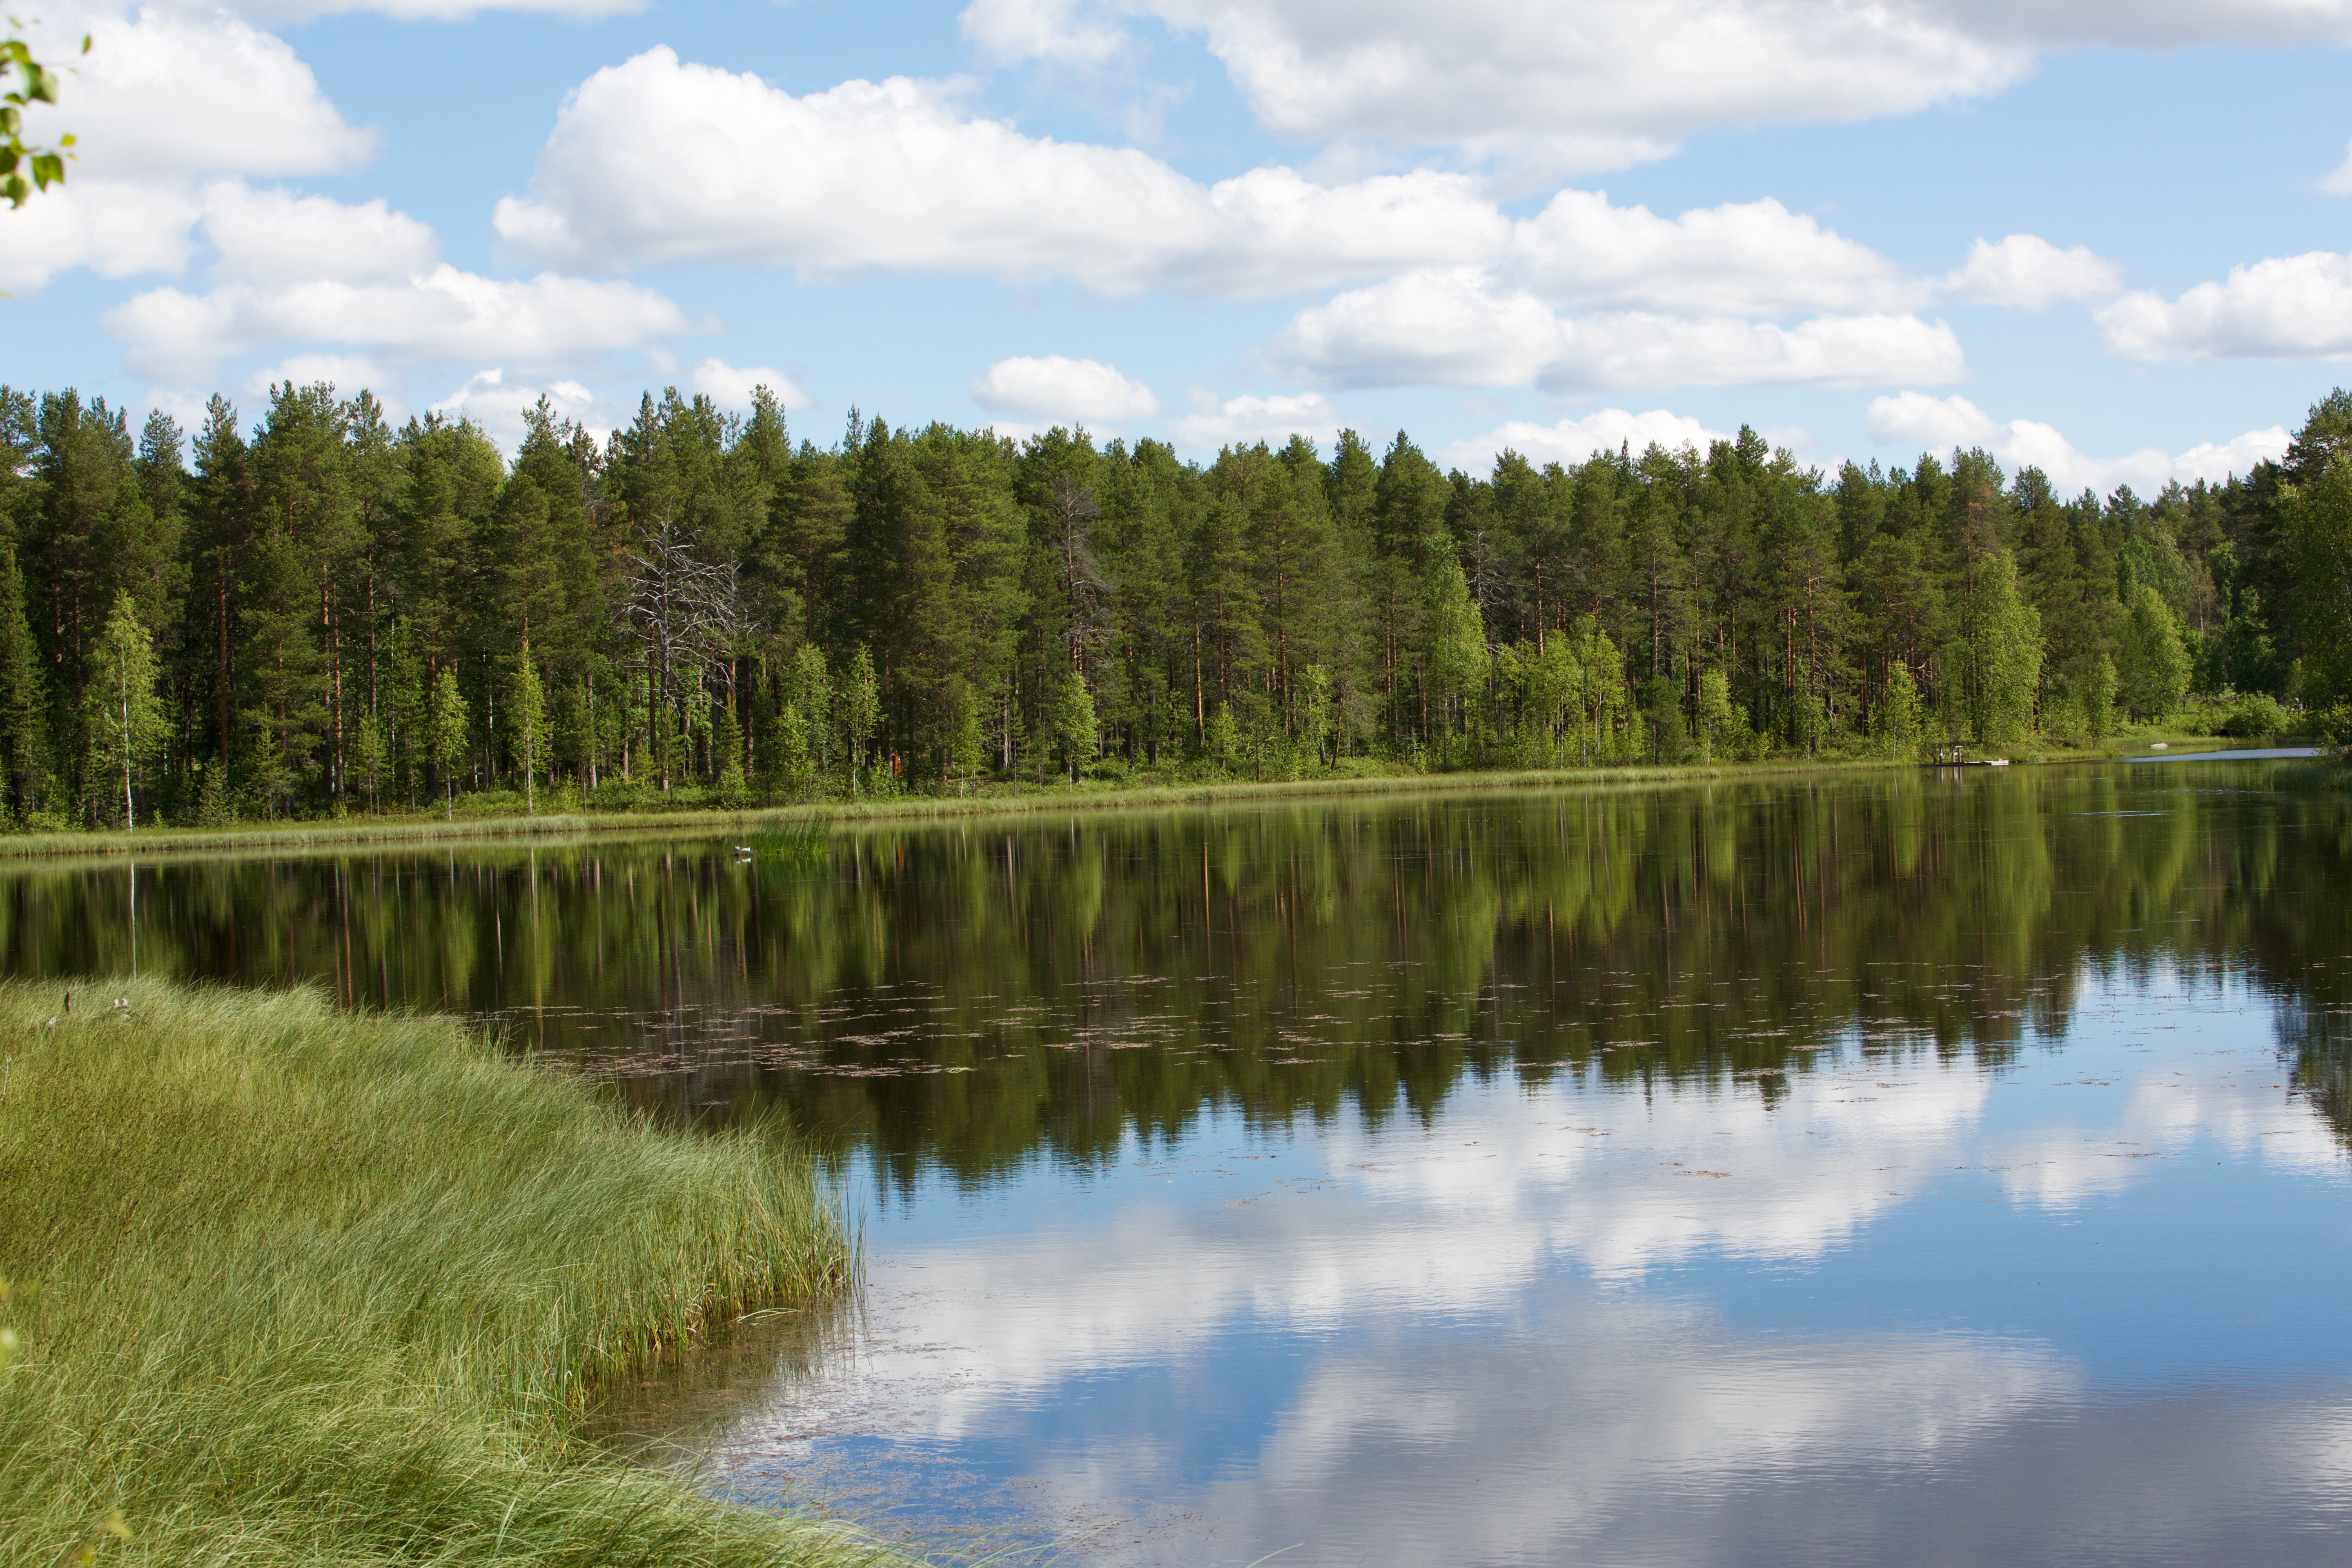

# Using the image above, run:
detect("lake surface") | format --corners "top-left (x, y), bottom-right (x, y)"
top-left (9, 763), bottom-right (2352, 1565)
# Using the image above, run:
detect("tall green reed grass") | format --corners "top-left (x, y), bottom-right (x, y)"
top-left (0, 979), bottom-right (886, 1566)
top-left (0, 753), bottom-right (1933, 866)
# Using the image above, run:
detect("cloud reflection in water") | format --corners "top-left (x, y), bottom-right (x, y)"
top-left (646, 978), bottom-right (2352, 1566)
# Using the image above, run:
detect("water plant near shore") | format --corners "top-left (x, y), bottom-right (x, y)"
top-left (0, 978), bottom-right (881, 1567)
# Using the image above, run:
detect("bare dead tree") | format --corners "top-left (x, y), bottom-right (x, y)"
top-left (621, 510), bottom-right (744, 790)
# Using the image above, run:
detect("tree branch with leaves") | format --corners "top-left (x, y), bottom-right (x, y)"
top-left (2, 18), bottom-right (87, 207)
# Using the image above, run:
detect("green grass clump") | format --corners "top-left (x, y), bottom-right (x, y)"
top-left (2276, 758), bottom-right (2352, 791)
top-left (0, 979), bottom-right (882, 1567)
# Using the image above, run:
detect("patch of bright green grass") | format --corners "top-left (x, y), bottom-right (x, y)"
top-left (0, 979), bottom-right (884, 1567)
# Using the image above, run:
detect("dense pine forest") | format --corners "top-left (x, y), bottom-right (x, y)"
top-left (0, 380), bottom-right (2348, 828)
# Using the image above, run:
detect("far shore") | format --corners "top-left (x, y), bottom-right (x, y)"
top-left (0, 732), bottom-right (2315, 866)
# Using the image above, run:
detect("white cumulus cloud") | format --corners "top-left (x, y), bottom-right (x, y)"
top-left (690, 357), bottom-right (817, 414)
top-left (19, 7), bottom-right (375, 180)
top-left (0, 180), bottom-right (203, 293)
top-left (1864, 392), bottom-right (2289, 493)
top-left (494, 49), bottom-right (1506, 298)
top-left (1435, 408), bottom-right (1730, 476)
top-left (1275, 269), bottom-right (1965, 394)
top-left (487, 44), bottom-right (2118, 409)
top-left (1942, 234), bottom-right (2123, 310)
top-left (201, 184), bottom-right (439, 285)
top-left (2322, 139), bottom-right (2352, 195)
top-left (0, 179), bottom-right (448, 297)
top-left (240, 352), bottom-right (400, 400)
top-left (429, 368), bottom-right (630, 454)
top-left (961, 0), bottom-right (1129, 64)
top-left (208, 0), bottom-right (641, 18)
top-left (971, 355), bottom-right (1161, 424)
top-left (1167, 391), bottom-right (1343, 452)
top-left (0, 6), bottom-right (377, 294)
top-left (2098, 251), bottom-right (2352, 361)
top-left (1508, 190), bottom-right (1922, 316)
top-left (105, 265), bottom-right (697, 385)
top-left (963, 0), bottom-right (2352, 174)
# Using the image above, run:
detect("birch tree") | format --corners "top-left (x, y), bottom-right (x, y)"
top-left (81, 592), bottom-right (161, 829)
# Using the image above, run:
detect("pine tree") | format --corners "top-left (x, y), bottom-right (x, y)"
top-left (351, 708), bottom-right (385, 814)
top-left (0, 537), bottom-right (43, 820)
top-left (1204, 702), bottom-right (1238, 777)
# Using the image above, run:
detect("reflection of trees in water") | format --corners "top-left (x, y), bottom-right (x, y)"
top-left (0, 764), bottom-right (2343, 1175)
top-left (2256, 854), bottom-right (2352, 1149)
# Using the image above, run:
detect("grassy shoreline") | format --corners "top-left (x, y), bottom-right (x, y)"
top-left (0, 737), bottom-right (2270, 864)
top-left (0, 979), bottom-right (884, 1567)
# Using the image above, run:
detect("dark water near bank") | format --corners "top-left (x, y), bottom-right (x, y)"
top-left (9, 763), bottom-right (2352, 1564)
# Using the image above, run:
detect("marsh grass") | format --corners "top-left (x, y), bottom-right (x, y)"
top-left (0, 979), bottom-right (884, 1567)
top-left (2276, 758), bottom-right (2352, 791)
top-left (744, 822), bottom-right (831, 869)
top-left (0, 755), bottom-right (1940, 867)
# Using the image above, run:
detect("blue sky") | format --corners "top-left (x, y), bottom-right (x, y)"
top-left (9, 1), bottom-right (2352, 491)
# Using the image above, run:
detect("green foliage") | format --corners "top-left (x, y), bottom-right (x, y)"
top-left (2299, 701), bottom-right (2352, 753)
top-left (348, 708), bottom-right (385, 811)
top-left (1696, 667), bottom-right (1733, 763)
top-left (1051, 668), bottom-right (1098, 784)
top-left (1294, 661), bottom-right (1334, 773)
top-left (838, 645), bottom-right (879, 796)
top-left (1959, 548), bottom-right (2042, 745)
top-left (1421, 550), bottom-right (1486, 766)
top-left (2289, 455), bottom-right (2352, 708)
top-left (1876, 662), bottom-right (1923, 759)
top-left (78, 592), bottom-right (163, 828)
top-left (0, 535), bottom-right (40, 820)
top-left (0, 375), bottom-right (2343, 824)
top-left (429, 664), bottom-right (468, 817)
top-left (193, 766), bottom-right (234, 828)
top-left (1642, 674), bottom-right (1691, 763)
top-left (1205, 701), bottom-right (1239, 776)
top-left (2216, 691), bottom-right (2291, 738)
top-left (0, 25), bottom-right (84, 207)
top-left (2085, 652), bottom-right (2117, 740)
top-left (2117, 583), bottom-right (2190, 722)
top-left (944, 673), bottom-right (984, 795)
top-left (508, 644), bottom-right (547, 813)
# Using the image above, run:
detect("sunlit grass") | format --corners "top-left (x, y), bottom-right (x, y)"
top-left (0, 754), bottom-right (1944, 864)
top-left (0, 731), bottom-right (2309, 867)
top-left (0, 978), bottom-right (884, 1567)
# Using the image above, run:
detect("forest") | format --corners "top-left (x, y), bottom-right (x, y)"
top-left (0, 379), bottom-right (2349, 828)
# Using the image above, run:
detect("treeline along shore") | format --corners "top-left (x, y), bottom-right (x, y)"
top-left (4, 380), bottom-right (2352, 829)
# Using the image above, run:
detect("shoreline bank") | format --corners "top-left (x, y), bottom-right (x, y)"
top-left (0, 739), bottom-right (2281, 865)
top-left (0, 978), bottom-right (885, 1567)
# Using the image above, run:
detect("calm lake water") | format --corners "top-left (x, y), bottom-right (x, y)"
top-left (9, 762), bottom-right (2352, 1565)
